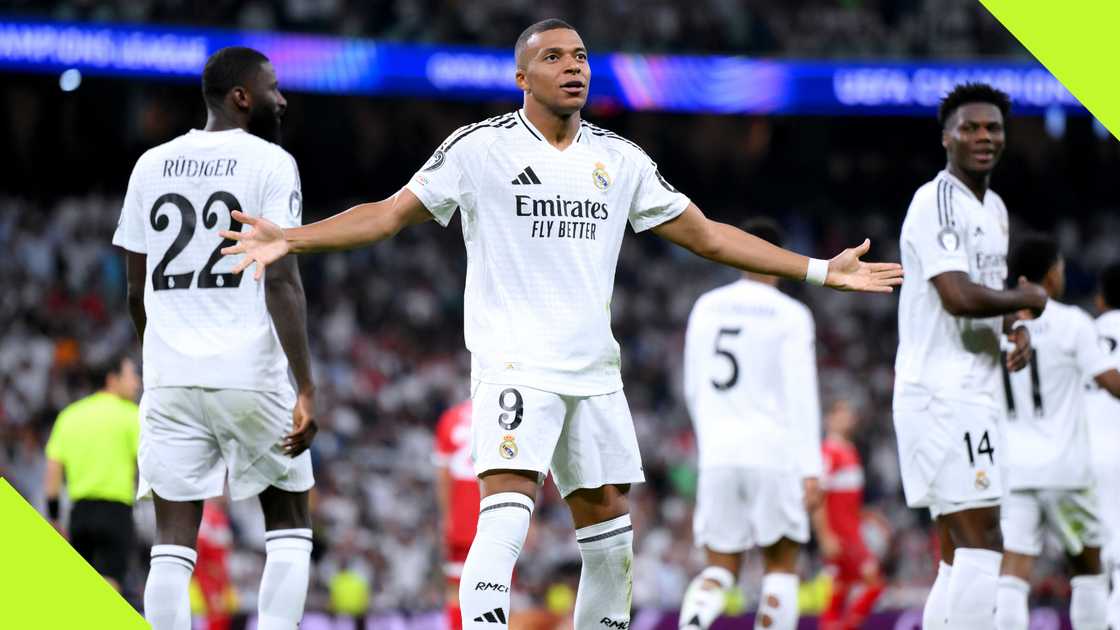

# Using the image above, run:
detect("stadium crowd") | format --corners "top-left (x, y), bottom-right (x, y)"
top-left (1, 12), bottom-right (1118, 617)
top-left (8, 0), bottom-right (1024, 57)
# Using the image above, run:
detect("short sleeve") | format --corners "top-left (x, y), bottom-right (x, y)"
top-left (405, 131), bottom-right (471, 227)
top-left (262, 150), bottom-right (303, 229)
top-left (1072, 309), bottom-right (1114, 378)
top-left (628, 157), bottom-right (690, 233)
top-left (44, 411), bottom-right (68, 463)
top-left (903, 184), bottom-right (969, 281)
top-left (112, 162), bottom-right (148, 253)
top-left (126, 402), bottom-right (140, 458)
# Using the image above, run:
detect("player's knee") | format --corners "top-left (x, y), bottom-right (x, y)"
top-left (259, 487), bottom-right (311, 530)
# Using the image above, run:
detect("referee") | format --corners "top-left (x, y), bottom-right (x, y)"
top-left (43, 352), bottom-right (141, 591)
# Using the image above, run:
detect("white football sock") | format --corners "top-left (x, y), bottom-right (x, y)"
top-left (144, 544), bottom-right (196, 630)
top-left (946, 548), bottom-right (1001, 630)
top-left (460, 492), bottom-right (534, 629)
top-left (995, 575), bottom-right (1029, 630)
top-left (755, 572), bottom-right (798, 630)
top-left (679, 566), bottom-right (735, 630)
top-left (922, 561), bottom-right (952, 630)
top-left (1070, 574), bottom-right (1108, 630)
top-left (258, 528), bottom-right (313, 630)
top-left (574, 514), bottom-right (635, 630)
top-left (1107, 569), bottom-right (1120, 630)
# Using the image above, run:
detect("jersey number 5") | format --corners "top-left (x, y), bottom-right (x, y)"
top-left (149, 191), bottom-right (244, 291)
top-left (712, 328), bottom-right (741, 391)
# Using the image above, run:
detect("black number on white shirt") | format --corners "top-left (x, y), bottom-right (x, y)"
top-left (963, 430), bottom-right (995, 466)
top-left (1000, 351), bottom-right (1044, 418)
top-left (149, 193), bottom-right (196, 291)
top-left (712, 328), bottom-right (741, 391)
top-left (498, 388), bottom-right (524, 430)
top-left (197, 191), bottom-right (244, 289)
top-left (149, 191), bottom-right (244, 291)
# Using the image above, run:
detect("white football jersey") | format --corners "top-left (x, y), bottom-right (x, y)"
top-left (112, 128), bottom-right (302, 392)
top-left (683, 279), bottom-right (823, 476)
top-left (405, 110), bottom-right (690, 396)
top-left (894, 170), bottom-right (1010, 409)
top-left (1086, 310), bottom-right (1120, 562)
top-left (1002, 301), bottom-right (1113, 489)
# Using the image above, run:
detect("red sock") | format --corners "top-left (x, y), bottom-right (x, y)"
top-left (821, 580), bottom-right (851, 630)
top-left (843, 581), bottom-right (885, 629)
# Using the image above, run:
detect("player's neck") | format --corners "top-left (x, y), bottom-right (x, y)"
top-left (946, 162), bottom-right (990, 202)
top-left (522, 100), bottom-right (581, 149)
top-left (827, 431), bottom-right (850, 444)
top-left (203, 110), bottom-right (247, 133)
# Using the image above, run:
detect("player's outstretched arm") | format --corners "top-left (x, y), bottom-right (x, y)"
top-left (931, 273), bottom-right (1047, 318)
top-left (651, 204), bottom-right (903, 293)
top-left (220, 187), bottom-right (433, 280)
top-left (1095, 369), bottom-right (1120, 399)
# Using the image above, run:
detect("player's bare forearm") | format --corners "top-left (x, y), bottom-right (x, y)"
top-left (654, 204), bottom-right (903, 292)
top-left (653, 205), bottom-right (809, 280)
top-left (286, 189), bottom-right (432, 254)
top-left (44, 459), bottom-right (63, 500)
top-left (1096, 369), bottom-right (1120, 399)
top-left (265, 256), bottom-right (313, 392)
top-left (932, 272), bottom-right (1047, 318)
top-left (124, 251), bottom-right (147, 341)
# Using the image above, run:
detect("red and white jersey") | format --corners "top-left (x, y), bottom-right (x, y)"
top-left (821, 437), bottom-right (864, 540)
top-left (433, 400), bottom-right (480, 547)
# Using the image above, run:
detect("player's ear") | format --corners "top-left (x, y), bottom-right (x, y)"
top-left (941, 128), bottom-right (950, 150)
top-left (515, 67), bottom-right (529, 93)
top-left (230, 86), bottom-right (251, 112)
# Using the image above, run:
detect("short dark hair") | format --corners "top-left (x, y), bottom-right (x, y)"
top-left (740, 217), bottom-right (785, 248)
top-left (1008, 233), bottom-right (1061, 284)
top-left (515, 19), bottom-right (577, 68)
top-left (938, 82), bottom-right (1012, 129)
top-left (89, 352), bottom-right (133, 387)
top-left (1101, 262), bottom-right (1120, 309)
top-left (202, 46), bottom-right (270, 109)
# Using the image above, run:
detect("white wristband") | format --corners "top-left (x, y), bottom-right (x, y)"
top-left (805, 258), bottom-right (829, 286)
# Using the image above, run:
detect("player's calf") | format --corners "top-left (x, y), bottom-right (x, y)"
top-left (461, 489), bottom-right (535, 629)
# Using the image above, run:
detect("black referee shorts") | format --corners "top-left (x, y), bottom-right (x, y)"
top-left (69, 499), bottom-right (134, 585)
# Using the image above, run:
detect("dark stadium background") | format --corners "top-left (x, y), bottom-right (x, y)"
top-left (1, 1), bottom-right (1117, 628)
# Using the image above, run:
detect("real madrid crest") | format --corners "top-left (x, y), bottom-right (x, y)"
top-left (499, 434), bottom-right (518, 460)
top-left (974, 470), bottom-right (990, 491)
top-left (592, 162), bottom-right (611, 191)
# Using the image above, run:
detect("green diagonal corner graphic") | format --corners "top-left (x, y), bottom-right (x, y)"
top-left (0, 479), bottom-right (149, 629)
top-left (980, 0), bottom-right (1120, 138)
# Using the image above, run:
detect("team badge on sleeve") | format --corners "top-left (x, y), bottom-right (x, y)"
top-left (938, 226), bottom-right (961, 251)
top-left (592, 162), bottom-right (611, 191)
top-left (499, 434), bottom-right (518, 460)
top-left (289, 190), bottom-right (302, 218)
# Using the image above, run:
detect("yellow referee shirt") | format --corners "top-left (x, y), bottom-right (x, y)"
top-left (44, 392), bottom-right (140, 505)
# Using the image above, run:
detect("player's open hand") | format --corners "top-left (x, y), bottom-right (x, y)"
top-left (825, 239), bottom-right (904, 293)
top-left (283, 388), bottom-right (318, 457)
top-left (1006, 324), bottom-right (1032, 373)
top-left (220, 210), bottom-right (290, 281)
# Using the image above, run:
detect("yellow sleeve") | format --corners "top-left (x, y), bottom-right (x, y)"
top-left (126, 402), bottom-right (140, 458)
top-left (44, 409), bottom-right (70, 463)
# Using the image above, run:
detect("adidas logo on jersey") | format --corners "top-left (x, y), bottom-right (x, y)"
top-left (473, 607), bottom-right (508, 623)
top-left (510, 166), bottom-right (542, 185)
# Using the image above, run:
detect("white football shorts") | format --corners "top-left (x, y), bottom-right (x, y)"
top-left (692, 467), bottom-right (809, 553)
top-left (893, 394), bottom-right (1003, 519)
top-left (470, 381), bottom-right (644, 498)
top-left (1001, 488), bottom-right (1106, 557)
top-left (137, 387), bottom-right (314, 502)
